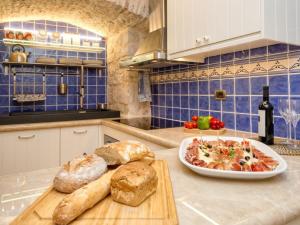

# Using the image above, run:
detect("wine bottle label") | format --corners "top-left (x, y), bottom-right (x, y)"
top-left (258, 110), bottom-right (266, 137)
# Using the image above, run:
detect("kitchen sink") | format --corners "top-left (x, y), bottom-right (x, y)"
top-left (0, 109), bottom-right (120, 125)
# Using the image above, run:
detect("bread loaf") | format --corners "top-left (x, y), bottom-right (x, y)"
top-left (53, 153), bottom-right (107, 193)
top-left (111, 161), bottom-right (158, 207)
top-left (53, 169), bottom-right (116, 225)
top-left (95, 140), bottom-right (155, 166)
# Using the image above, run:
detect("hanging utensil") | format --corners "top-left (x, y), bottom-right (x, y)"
top-left (58, 72), bottom-right (68, 95)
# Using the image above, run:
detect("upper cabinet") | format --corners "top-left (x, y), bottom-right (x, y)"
top-left (167, 0), bottom-right (300, 60)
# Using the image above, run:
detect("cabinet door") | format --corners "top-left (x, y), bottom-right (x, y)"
top-left (60, 125), bottom-right (99, 164)
top-left (0, 129), bottom-right (60, 175)
top-left (228, 0), bottom-right (261, 40)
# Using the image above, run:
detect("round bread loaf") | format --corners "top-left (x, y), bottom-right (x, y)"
top-left (53, 153), bottom-right (107, 193)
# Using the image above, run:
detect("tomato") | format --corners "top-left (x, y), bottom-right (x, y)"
top-left (191, 116), bottom-right (198, 121)
top-left (210, 118), bottom-right (220, 129)
top-left (219, 121), bottom-right (225, 128)
top-left (186, 122), bottom-right (194, 129)
top-left (251, 163), bottom-right (264, 172)
top-left (184, 122), bottom-right (189, 128)
top-left (192, 122), bottom-right (198, 128)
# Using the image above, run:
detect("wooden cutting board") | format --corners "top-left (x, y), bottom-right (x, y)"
top-left (10, 160), bottom-right (178, 225)
top-left (183, 127), bottom-right (226, 135)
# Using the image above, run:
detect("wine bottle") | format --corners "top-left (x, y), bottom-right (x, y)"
top-left (258, 86), bottom-right (274, 145)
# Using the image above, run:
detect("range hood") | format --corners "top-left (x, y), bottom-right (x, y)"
top-left (119, 0), bottom-right (197, 69)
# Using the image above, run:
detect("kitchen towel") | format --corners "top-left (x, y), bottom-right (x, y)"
top-left (138, 71), bottom-right (152, 102)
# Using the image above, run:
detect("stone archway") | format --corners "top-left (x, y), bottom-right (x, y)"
top-left (0, 0), bottom-right (151, 117)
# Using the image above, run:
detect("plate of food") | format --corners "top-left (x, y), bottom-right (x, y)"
top-left (179, 136), bottom-right (288, 179)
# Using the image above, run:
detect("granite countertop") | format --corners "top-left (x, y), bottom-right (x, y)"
top-left (1, 119), bottom-right (300, 225)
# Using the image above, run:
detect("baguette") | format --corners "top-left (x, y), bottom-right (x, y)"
top-left (53, 169), bottom-right (116, 225)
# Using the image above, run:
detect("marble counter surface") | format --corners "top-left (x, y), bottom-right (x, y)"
top-left (1, 119), bottom-right (300, 225)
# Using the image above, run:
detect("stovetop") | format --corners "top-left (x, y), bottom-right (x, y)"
top-left (113, 117), bottom-right (157, 130)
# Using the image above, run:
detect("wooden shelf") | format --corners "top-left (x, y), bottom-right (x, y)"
top-left (2, 61), bottom-right (106, 69)
top-left (3, 38), bottom-right (105, 53)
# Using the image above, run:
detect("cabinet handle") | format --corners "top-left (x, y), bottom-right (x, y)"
top-left (18, 134), bottom-right (36, 140)
top-left (73, 130), bottom-right (88, 134)
top-left (195, 38), bottom-right (202, 44)
top-left (203, 35), bottom-right (210, 42)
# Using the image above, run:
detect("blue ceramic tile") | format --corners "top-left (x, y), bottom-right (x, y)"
top-left (180, 82), bottom-right (189, 94)
top-left (88, 86), bottom-right (96, 95)
top-left (152, 106), bottom-right (158, 117)
top-left (58, 96), bottom-right (67, 105)
top-left (158, 83), bottom-right (166, 94)
top-left (235, 78), bottom-right (249, 95)
top-left (290, 75), bottom-right (300, 95)
top-left (87, 77), bottom-right (96, 85)
top-left (199, 96), bottom-right (209, 110)
top-left (190, 109), bottom-right (199, 118)
top-left (159, 95), bottom-right (166, 106)
top-left (198, 81), bottom-right (208, 94)
top-left (210, 97), bottom-right (221, 111)
top-left (236, 96), bottom-right (250, 113)
top-left (0, 74), bottom-right (9, 85)
top-left (159, 118), bottom-right (166, 128)
top-left (159, 107), bottom-right (166, 118)
top-left (46, 96), bottom-right (56, 105)
top-left (57, 105), bottom-right (67, 111)
top-left (222, 96), bottom-right (234, 112)
top-left (152, 95), bottom-right (158, 105)
top-left (173, 83), bottom-right (180, 94)
top-left (234, 50), bottom-right (249, 60)
top-left (268, 43), bottom-right (288, 54)
top-left (222, 113), bottom-right (235, 129)
top-left (210, 80), bottom-right (221, 94)
top-left (0, 107), bottom-right (8, 114)
top-left (166, 83), bottom-right (172, 94)
top-left (35, 105), bottom-right (45, 112)
top-left (269, 96), bottom-right (288, 116)
top-left (173, 95), bottom-right (180, 107)
top-left (97, 95), bottom-right (106, 103)
top-left (251, 116), bottom-right (259, 133)
top-left (274, 117), bottom-right (288, 138)
top-left (199, 110), bottom-right (209, 116)
top-left (46, 106), bottom-right (57, 111)
top-left (252, 96), bottom-right (262, 115)
top-left (181, 109), bottom-right (189, 122)
top-left (222, 79), bottom-right (234, 95)
top-left (236, 114), bottom-right (250, 132)
top-left (210, 111), bottom-right (221, 120)
top-left (251, 77), bottom-right (267, 95)
top-left (46, 86), bottom-right (57, 95)
top-left (221, 53), bottom-right (234, 62)
top-left (68, 105), bottom-right (77, 110)
top-left (189, 81), bottom-right (198, 94)
top-left (189, 96), bottom-right (198, 109)
top-left (166, 107), bottom-right (172, 118)
top-left (68, 95), bottom-right (77, 105)
top-left (153, 117), bottom-right (159, 127)
top-left (269, 75), bottom-right (288, 95)
top-left (173, 108), bottom-right (181, 121)
top-left (289, 44), bottom-right (300, 52)
top-left (166, 119), bottom-right (173, 128)
top-left (180, 96), bottom-right (189, 108)
top-left (166, 96), bottom-right (172, 107)
top-left (0, 85), bottom-right (9, 95)
top-left (209, 55), bottom-right (221, 64)
top-left (250, 46), bottom-right (267, 58)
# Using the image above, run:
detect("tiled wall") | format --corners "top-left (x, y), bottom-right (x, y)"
top-left (0, 20), bottom-right (107, 114)
top-left (150, 43), bottom-right (300, 139)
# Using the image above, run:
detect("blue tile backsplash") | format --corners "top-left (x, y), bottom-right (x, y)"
top-left (150, 43), bottom-right (300, 139)
top-left (0, 20), bottom-right (106, 114)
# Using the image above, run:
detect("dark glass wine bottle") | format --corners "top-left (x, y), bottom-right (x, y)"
top-left (258, 86), bottom-right (274, 145)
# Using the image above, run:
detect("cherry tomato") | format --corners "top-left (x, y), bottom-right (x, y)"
top-left (192, 122), bottom-right (198, 128)
top-left (219, 121), bottom-right (225, 128)
top-left (184, 122), bottom-right (189, 128)
top-left (191, 116), bottom-right (198, 121)
top-left (186, 122), bottom-right (194, 129)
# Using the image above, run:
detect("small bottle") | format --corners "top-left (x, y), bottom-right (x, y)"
top-left (258, 86), bottom-right (274, 145)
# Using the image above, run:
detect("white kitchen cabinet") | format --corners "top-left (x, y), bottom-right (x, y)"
top-left (168, 0), bottom-right (299, 60)
top-left (0, 129), bottom-right (60, 175)
top-left (60, 125), bottom-right (99, 164)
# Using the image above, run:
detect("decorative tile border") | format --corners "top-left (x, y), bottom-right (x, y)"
top-left (150, 56), bottom-right (298, 83)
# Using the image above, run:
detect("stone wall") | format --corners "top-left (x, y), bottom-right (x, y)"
top-left (0, 0), bottom-right (151, 117)
top-left (107, 27), bottom-right (151, 117)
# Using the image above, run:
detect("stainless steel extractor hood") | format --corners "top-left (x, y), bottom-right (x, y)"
top-left (119, 0), bottom-right (197, 69)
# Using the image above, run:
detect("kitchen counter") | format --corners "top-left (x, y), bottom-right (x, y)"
top-left (1, 119), bottom-right (300, 225)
